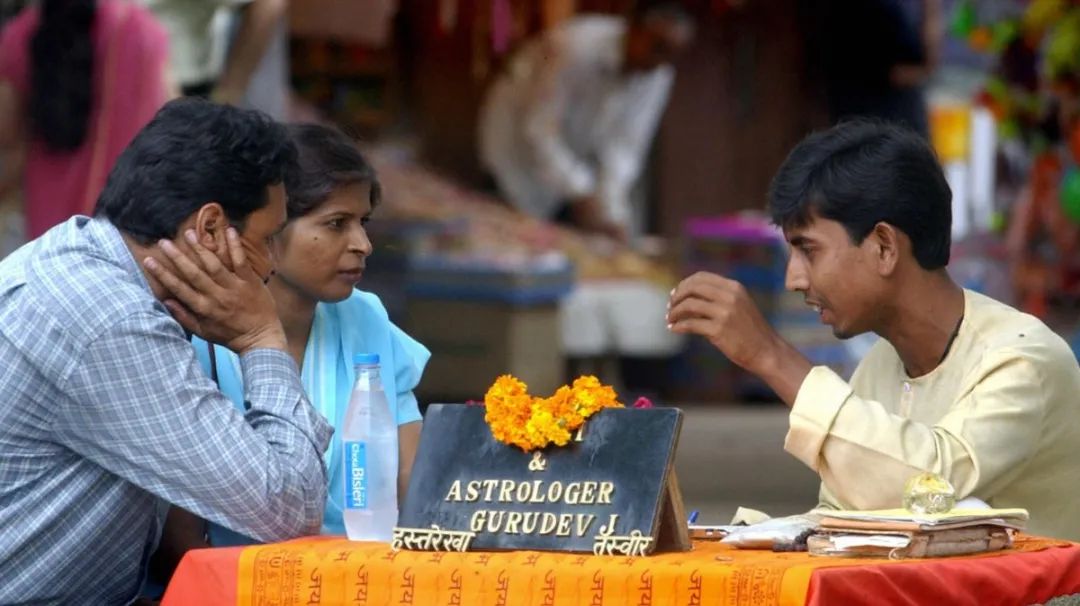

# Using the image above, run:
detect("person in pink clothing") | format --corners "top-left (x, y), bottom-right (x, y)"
top-left (0, 0), bottom-right (171, 240)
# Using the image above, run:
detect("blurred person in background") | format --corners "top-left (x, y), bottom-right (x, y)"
top-left (0, 0), bottom-right (171, 241)
top-left (231, 10), bottom-right (289, 120)
top-left (807, 0), bottom-right (943, 137)
top-left (0, 148), bottom-right (22, 257)
top-left (144, 0), bottom-right (286, 106)
top-left (478, 1), bottom-right (695, 241)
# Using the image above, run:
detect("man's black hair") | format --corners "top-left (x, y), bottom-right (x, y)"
top-left (768, 119), bottom-right (952, 269)
top-left (94, 98), bottom-right (297, 244)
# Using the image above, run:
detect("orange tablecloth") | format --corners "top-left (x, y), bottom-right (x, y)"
top-left (161, 535), bottom-right (1080, 606)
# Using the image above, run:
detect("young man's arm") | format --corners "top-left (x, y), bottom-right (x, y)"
top-left (668, 271), bottom-right (1047, 509)
top-left (667, 270), bottom-right (813, 405)
top-left (784, 354), bottom-right (1044, 509)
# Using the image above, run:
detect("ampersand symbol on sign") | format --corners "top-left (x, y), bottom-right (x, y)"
top-left (528, 451), bottom-right (548, 472)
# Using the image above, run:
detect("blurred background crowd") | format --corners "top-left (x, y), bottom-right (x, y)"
top-left (3, 0), bottom-right (1080, 519)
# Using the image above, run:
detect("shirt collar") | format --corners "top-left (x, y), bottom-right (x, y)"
top-left (83, 216), bottom-right (154, 296)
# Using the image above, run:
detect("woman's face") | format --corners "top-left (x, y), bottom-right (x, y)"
top-left (270, 182), bottom-right (374, 303)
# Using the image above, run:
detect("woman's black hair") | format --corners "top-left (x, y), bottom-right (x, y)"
top-left (30, 0), bottom-right (97, 151)
top-left (284, 123), bottom-right (382, 219)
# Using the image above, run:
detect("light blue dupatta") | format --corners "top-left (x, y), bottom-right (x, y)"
top-left (194, 290), bottom-right (429, 544)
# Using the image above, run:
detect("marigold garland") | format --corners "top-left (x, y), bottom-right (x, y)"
top-left (483, 374), bottom-right (624, 451)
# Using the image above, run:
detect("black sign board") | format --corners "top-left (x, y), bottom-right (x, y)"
top-left (397, 404), bottom-right (689, 555)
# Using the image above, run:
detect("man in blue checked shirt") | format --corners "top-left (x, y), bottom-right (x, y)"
top-left (0, 98), bottom-right (333, 605)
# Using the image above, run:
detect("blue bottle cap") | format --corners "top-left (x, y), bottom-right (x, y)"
top-left (353, 353), bottom-right (380, 365)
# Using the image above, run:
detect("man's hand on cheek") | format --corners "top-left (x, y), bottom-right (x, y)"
top-left (238, 234), bottom-right (274, 283)
top-left (142, 227), bottom-right (286, 353)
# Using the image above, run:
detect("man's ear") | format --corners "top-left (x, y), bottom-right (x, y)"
top-left (193, 202), bottom-right (228, 252)
top-left (868, 222), bottom-right (901, 277)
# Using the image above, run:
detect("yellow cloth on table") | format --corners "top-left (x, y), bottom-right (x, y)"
top-left (234, 539), bottom-right (834, 606)
top-left (785, 290), bottom-right (1080, 541)
top-left (230, 536), bottom-right (1069, 606)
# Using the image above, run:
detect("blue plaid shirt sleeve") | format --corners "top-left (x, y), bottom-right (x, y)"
top-left (54, 310), bottom-right (334, 542)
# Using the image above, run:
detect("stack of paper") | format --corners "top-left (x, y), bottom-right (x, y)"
top-left (808, 508), bottom-right (1028, 559)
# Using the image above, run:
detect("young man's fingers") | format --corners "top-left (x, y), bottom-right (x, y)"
top-left (669, 278), bottom-right (736, 313)
top-left (666, 296), bottom-right (719, 326)
top-left (667, 316), bottom-right (718, 340)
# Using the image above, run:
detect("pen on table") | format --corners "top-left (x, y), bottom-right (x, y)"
top-left (687, 510), bottom-right (699, 524)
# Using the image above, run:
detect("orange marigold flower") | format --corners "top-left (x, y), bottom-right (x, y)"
top-left (484, 374), bottom-right (624, 451)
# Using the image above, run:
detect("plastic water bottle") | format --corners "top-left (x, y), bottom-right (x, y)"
top-left (342, 353), bottom-right (399, 541)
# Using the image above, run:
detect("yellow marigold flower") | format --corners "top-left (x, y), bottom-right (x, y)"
top-left (484, 374), bottom-right (625, 451)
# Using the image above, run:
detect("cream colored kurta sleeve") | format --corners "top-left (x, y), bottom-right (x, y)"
top-left (784, 351), bottom-right (1047, 511)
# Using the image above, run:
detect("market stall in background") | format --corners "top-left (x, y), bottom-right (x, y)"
top-left (3, 0), bottom-right (1079, 403)
top-left (275, 0), bottom-right (1080, 404)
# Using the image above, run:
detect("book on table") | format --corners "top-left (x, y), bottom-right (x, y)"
top-left (808, 508), bottom-right (1028, 558)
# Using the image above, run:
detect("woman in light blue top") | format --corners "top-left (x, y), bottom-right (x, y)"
top-left (190, 123), bottom-right (429, 544)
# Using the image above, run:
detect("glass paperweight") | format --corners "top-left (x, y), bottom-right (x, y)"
top-left (903, 472), bottom-right (956, 514)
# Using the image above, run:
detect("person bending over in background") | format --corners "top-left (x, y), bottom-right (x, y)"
top-left (144, 0), bottom-right (285, 104)
top-left (478, 1), bottom-right (695, 240)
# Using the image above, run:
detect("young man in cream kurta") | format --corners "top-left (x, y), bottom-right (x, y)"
top-left (667, 120), bottom-right (1080, 540)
